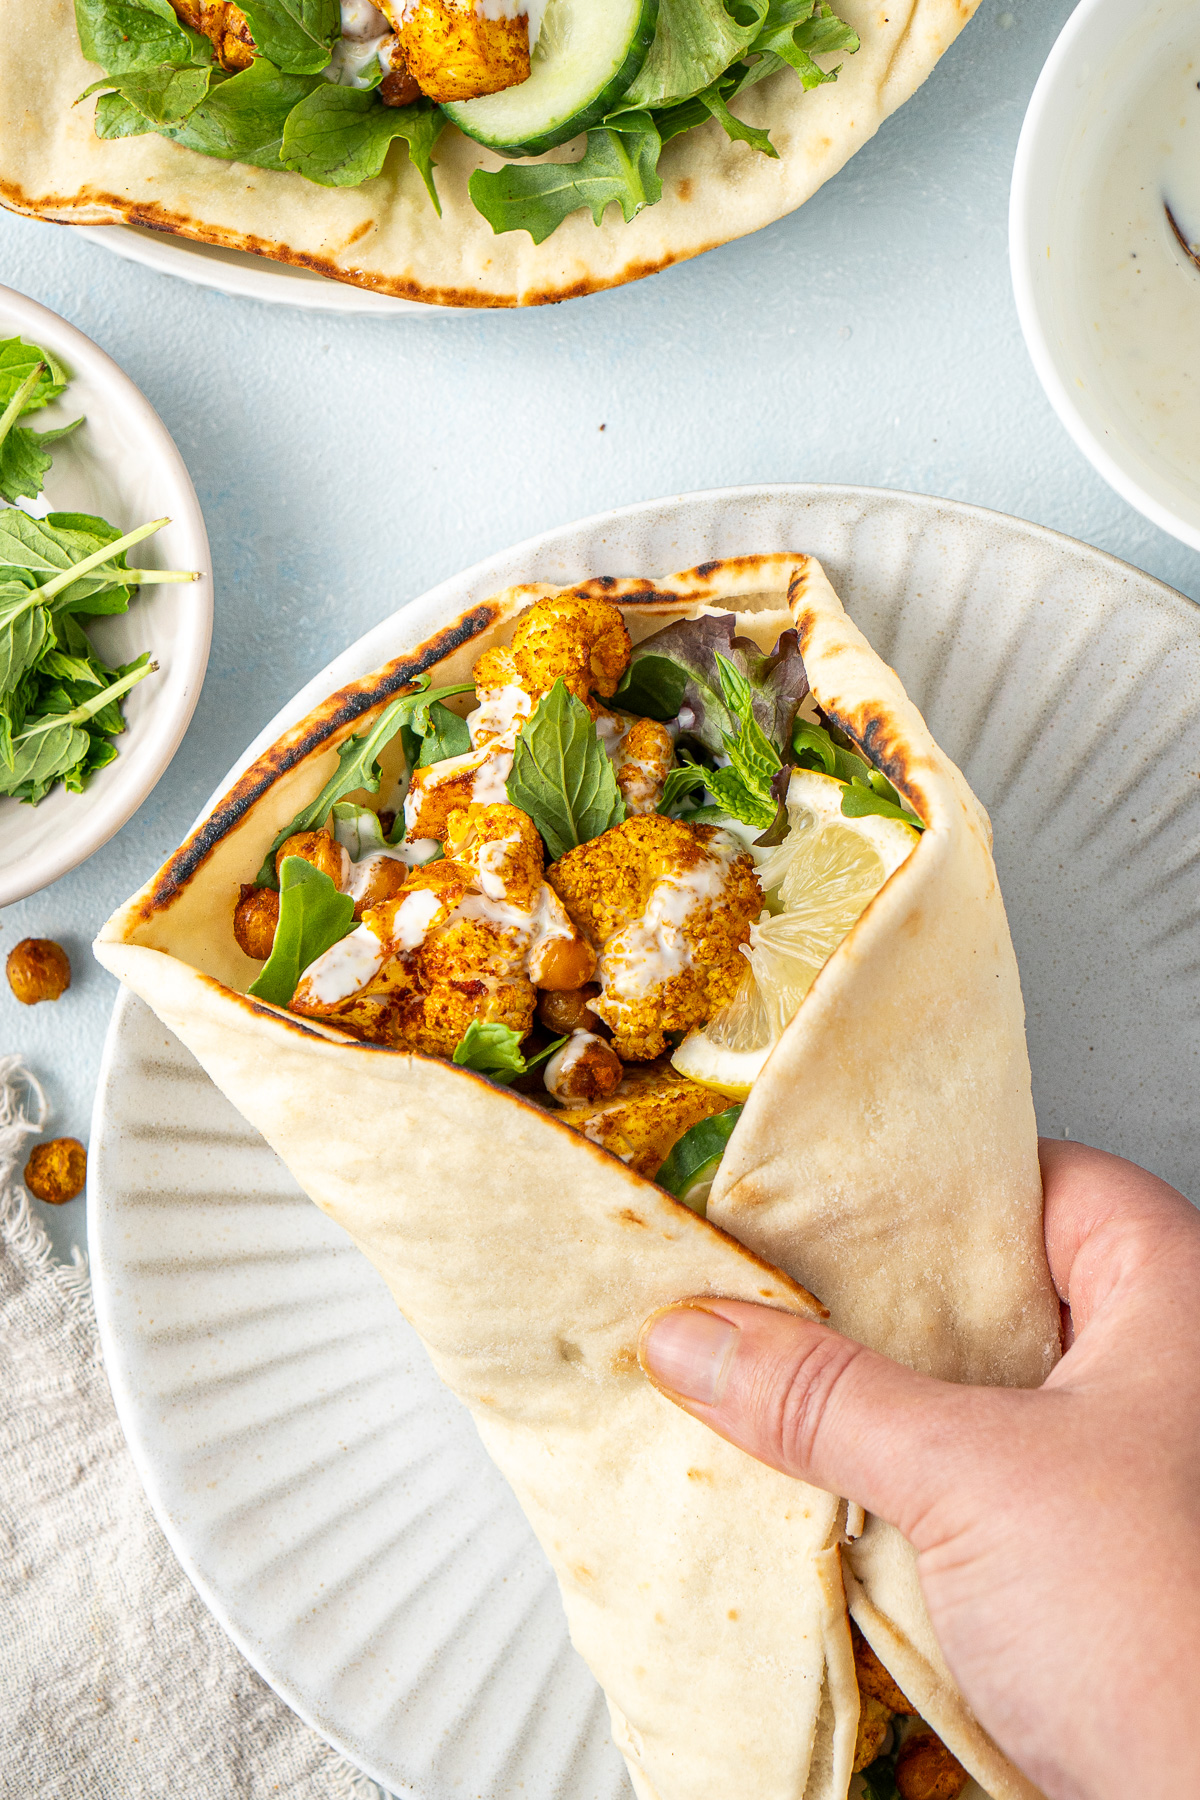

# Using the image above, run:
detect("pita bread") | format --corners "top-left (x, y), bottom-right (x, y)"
top-left (3, 0), bottom-right (977, 304)
top-left (95, 555), bottom-right (1049, 1797)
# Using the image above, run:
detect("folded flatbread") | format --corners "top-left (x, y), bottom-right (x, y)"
top-left (95, 554), bottom-right (1054, 1798)
top-left (4, 0), bottom-right (976, 304)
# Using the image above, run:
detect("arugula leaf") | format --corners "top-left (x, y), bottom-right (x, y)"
top-left (452, 1019), bottom-right (566, 1084)
top-left (506, 678), bottom-right (626, 860)
top-left (617, 616), bottom-right (808, 758)
top-left (330, 799), bottom-right (386, 860)
top-left (753, 0), bottom-right (858, 86)
top-left (695, 78), bottom-right (776, 153)
top-left (160, 60), bottom-right (323, 171)
top-left (84, 61), bottom-right (216, 126)
top-left (74, 0), bottom-right (211, 74)
top-left (655, 1105), bottom-right (743, 1213)
top-left (657, 756), bottom-right (710, 817)
top-left (255, 679), bottom-right (476, 886)
top-left (618, 0), bottom-right (767, 111)
top-left (0, 338), bottom-right (70, 415)
top-left (281, 86), bottom-right (444, 203)
top-left (237, 0), bottom-right (338, 74)
top-left (247, 856), bottom-right (355, 1006)
top-left (792, 719), bottom-right (924, 830)
top-left (469, 113), bottom-right (662, 244)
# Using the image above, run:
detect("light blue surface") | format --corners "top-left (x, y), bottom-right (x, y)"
top-left (1, 0), bottom-right (1195, 1279)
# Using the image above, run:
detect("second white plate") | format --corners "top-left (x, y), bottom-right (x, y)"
top-left (90, 485), bottom-right (1200, 1797)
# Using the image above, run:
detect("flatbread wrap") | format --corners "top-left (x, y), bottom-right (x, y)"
top-left (95, 553), bottom-right (1052, 1799)
top-left (2, 0), bottom-right (978, 304)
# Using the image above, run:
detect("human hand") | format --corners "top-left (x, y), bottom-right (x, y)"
top-left (638, 1142), bottom-right (1200, 1800)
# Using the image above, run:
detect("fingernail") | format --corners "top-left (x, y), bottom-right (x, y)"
top-left (640, 1307), bottom-right (740, 1407)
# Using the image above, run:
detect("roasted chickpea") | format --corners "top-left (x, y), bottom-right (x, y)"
top-left (538, 983), bottom-right (603, 1036)
top-left (6, 938), bottom-right (71, 1006)
top-left (233, 885), bottom-right (280, 961)
top-left (275, 828), bottom-right (350, 888)
top-left (532, 934), bottom-right (597, 992)
top-left (852, 1625), bottom-right (916, 1716)
top-left (895, 1730), bottom-right (968, 1800)
top-left (25, 1138), bottom-right (87, 1205)
top-left (351, 856), bottom-right (412, 920)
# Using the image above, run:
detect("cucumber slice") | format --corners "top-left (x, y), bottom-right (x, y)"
top-left (442, 0), bottom-right (659, 158)
top-left (655, 1105), bottom-right (743, 1217)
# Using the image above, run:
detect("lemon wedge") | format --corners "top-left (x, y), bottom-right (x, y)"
top-left (671, 769), bottom-right (921, 1098)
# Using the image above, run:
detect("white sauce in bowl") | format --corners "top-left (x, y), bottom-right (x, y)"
top-left (1078, 28), bottom-right (1200, 479)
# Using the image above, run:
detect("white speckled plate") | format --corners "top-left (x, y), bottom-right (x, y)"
top-left (90, 486), bottom-right (1200, 1798)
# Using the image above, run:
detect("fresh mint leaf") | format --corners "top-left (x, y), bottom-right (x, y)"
top-left (85, 60), bottom-right (216, 125)
top-left (470, 114), bottom-right (662, 244)
top-left (0, 593), bottom-right (50, 699)
top-left (0, 338), bottom-right (70, 414)
top-left (163, 60), bottom-right (323, 171)
top-left (452, 1019), bottom-right (566, 1084)
top-left (255, 678), bottom-right (476, 886)
top-left (704, 765), bottom-right (775, 829)
top-left (619, 616), bottom-right (808, 759)
top-left (618, 0), bottom-right (767, 110)
top-left (0, 658), bottom-right (156, 803)
top-left (247, 856), bottom-right (355, 1006)
top-left (281, 85), bottom-right (444, 201)
top-left (655, 1104), bottom-right (743, 1213)
top-left (506, 678), bottom-right (626, 861)
top-left (238, 0), bottom-right (338, 73)
top-left (0, 402), bottom-right (84, 505)
top-left (75, 0), bottom-right (211, 73)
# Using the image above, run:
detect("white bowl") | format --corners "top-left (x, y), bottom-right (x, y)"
top-left (0, 286), bottom-right (212, 907)
top-left (1010, 0), bottom-right (1200, 551)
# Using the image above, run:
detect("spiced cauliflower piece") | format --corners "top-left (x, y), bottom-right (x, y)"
top-left (170, 0), bottom-right (255, 68)
top-left (398, 0), bottom-right (530, 102)
top-left (547, 815), bottom-right (761, 1061)
top-left (291, 804), bottom-right (591, 1058)
top-left (473, 592), bottom-right (632, 714)
top-left (557, 1062), bottom-right (732, 1178)
top-left (598, 711), bottom-right (674, 816)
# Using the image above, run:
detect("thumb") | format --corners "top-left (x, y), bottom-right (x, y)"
top-left (638, 1299), bottom-right (1014, 1540)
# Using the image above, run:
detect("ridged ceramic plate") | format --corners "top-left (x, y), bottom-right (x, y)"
top-left (90, 486), bottom-right (1200, 1797)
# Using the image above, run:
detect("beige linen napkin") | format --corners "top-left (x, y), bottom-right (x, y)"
top-left (0, 1055), bottom-right (387, 1800)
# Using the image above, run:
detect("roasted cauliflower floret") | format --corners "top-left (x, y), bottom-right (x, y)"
top-left (557, 1062), bottom-right (732, 1177)
top-left (853, 1693), bottom-right (893, 1774)
top-left (171, 0), bottom-right (255, 68)
top-left (404, 741), bottom-right (511, 843)
top-left (291, 804), bottom-right (591, 1057)
top-left (852, 1625), bottom-right (917, 1717)
top-left (601, 712), bottom-right (674, 816)
top-left (398, 0), bottom-right (530, 103)
top-left (895, 1730), bottom-right (968, 1800)
top-left (473, 592), bottom-right (632, 718)
top-left (547, 815), bottom-right (761, 1061)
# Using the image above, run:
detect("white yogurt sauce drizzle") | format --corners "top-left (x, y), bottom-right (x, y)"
top-left (543, 1030), bottom-right (604, 1103)
top-left (326, 0), bottom-right (393, 85)
top-left (599, 835), bottom-right (741, 1002)
top-left (300, 922), bottom-right (387, 1006)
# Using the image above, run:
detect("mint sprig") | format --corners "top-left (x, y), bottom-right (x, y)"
top-left (702, 651), bottom-right (785, 830)
top-left (506, 678), bottom-right (626, 860)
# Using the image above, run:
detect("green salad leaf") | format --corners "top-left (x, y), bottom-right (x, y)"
top-left (657, 755), bottom-right (710, 817)
top-left (506, 678), bottom-right (626, 860)
top-left (247, 856), bottom-right (356, 1006)
top-left (255, 678), bottom-right (476, 886)
top-left (237, 0), bottom-right (338, 74)
top-left (411, 698), bottom-right (472, 766)
top-left (452, 1019), bottom-right (566, 1084)
top-left (655, 1105), bottom-right (743, 1213)
top-left (619, 615), bottom-right (808, 758)
top-left (153, 60), bottom-right (323, 171)
top-left (75, 0), bottom-right (211, 74)
top-left (330, 799), bottom-right (386, 860)
top-left (857, 1748), bottom-right (901, 1800)
top-left (0, 357), bottom-right (84, 505)
top-left (84, 61), bottom-right (217, 125)
top-left (0, 339), bottom-right (70, 414)
top-left (792, 718), bottom-right (924, 830)
top-left (469, 113), bottom-right (663, 244)
top-left (282, 87), bottom-right (444, 204)
top-left (618, 0), bottom-right (767, 111)
top-left (0, 657), bottom-right (156, 802)
top-left (703, 652), bottom-right (783, 829)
